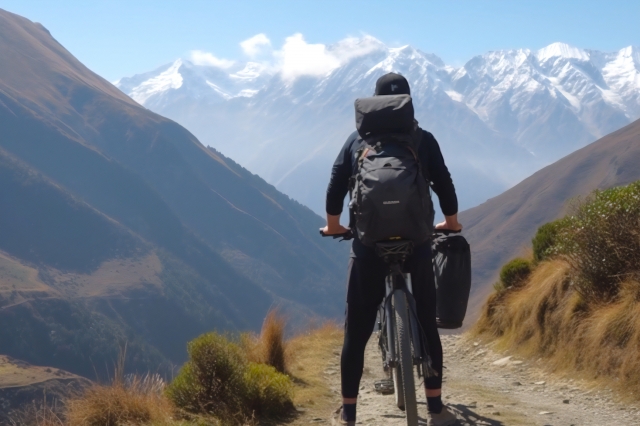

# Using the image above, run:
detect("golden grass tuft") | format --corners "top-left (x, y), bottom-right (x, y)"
top-left (242, 309), bottom-right (289, 374)
top-left (474, 259), bottom-right (640, 398)
top-left (65, 374), bottom-right (175, 426)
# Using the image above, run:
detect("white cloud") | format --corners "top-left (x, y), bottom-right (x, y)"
top-left (190, 50), bottom-right (235, 68)
top-left (274, 33), bottom-right (384, 81)
top-left (329, 35), bottom-right (385, 63)
top-left (241, 33), bottom-right (271, 57)
top-left (276, 33), bottom-right (339, 81)
top-left (186, 34), bottom-right (385, 81)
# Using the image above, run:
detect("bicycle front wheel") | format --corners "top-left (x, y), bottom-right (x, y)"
top-left (393, 289), bottom-right (418, 426)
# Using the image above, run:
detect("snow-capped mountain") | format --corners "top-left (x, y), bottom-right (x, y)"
top-left (116, 40), bottom-right (640, 214)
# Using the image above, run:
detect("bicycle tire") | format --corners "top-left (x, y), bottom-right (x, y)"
top-left (394, 289), bottom-right (418, 426)
top-left (387, 292), bottom-right (404, 409)
top-left (392, 357), bottom-right (405, 409)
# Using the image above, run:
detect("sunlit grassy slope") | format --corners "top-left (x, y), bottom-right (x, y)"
top-left (475, 182), bottom-right (640, 398)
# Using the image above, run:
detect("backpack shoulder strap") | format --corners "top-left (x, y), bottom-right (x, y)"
top-left (412, 126), bottom-right (432, 184)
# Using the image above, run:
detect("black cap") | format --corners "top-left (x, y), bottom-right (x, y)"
top-left (374, 72), bottom-right (411, 96)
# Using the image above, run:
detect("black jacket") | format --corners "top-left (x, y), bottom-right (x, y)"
top-left (326, 129), bottom-right (458, 257)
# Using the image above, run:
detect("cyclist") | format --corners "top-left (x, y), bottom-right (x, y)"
top-left (323, 72), bottom-right (461, 426)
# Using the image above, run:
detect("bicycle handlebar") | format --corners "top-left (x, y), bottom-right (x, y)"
top-left (433, 228), bottom-right (462, 236)
top-left (319, 229), bottom-right (354, 241)
top-left (318, 228), bottom-right (459, 241)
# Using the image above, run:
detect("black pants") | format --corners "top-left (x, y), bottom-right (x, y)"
top-left (340, 248), bottom-right (443, 398)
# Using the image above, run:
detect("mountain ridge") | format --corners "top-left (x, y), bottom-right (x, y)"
top-left (116, 38), bottom-right (640, 214)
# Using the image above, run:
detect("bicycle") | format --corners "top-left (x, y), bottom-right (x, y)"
top-left (320, 229), bottom-right (437, 426)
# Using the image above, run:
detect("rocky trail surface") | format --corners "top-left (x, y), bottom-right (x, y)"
top-left (316, 334), bottom-right (640, 426)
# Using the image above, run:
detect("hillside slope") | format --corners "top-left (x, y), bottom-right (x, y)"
top-left (0, 8), bottom-right (347, 376)
top-left (460, 118), bottom-right (640, 320)
top-left (0, 356), bottom-right (90, 424)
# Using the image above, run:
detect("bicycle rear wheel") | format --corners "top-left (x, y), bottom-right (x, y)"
top-left (393, 289), bottom-right (418, 426)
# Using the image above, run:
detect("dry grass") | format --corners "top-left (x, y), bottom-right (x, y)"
top-left (9, 397), bottom-right (65, 426)
top-left (242, 309), bottom-right (289, 374)
top-left (286, 322), bottom-right (343, 422)
top-left (65, 374), bottom-right (175, 426)
top-left (474, 259), bottom-right (640, 399)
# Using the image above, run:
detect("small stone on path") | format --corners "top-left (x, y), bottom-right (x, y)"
top-left (492, 356), bottom-right (513, 366)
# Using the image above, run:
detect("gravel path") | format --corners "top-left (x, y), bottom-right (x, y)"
top-left (323, 333), bottom-right (640, 425)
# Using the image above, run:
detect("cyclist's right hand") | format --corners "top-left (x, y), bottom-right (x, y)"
top-left (320, 224), bottom-right (350, 235)
top-left (435, 214), bottom-right (463, 232)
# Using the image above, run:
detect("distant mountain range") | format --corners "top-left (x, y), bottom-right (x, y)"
top-left (460, 117), bottom-right (640, 324)
top-left (0, 9), bottom-right (347, 377)
top-left (116, 37), bottom-right (640, 214)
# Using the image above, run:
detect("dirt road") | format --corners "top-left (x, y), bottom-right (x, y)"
top-left (321, 334), bottom-right (640, 425)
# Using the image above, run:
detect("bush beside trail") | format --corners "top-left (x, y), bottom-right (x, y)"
top-left (540, 180), bottom-right (640, 299)
top-left (166, 332), bottom-right (293, 423)
top-left (494, 258), bottom-right (532, 292)
top-left (476, 181), bottom-right (640, 398)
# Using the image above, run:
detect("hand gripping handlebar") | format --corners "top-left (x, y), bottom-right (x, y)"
top-left (319, 229), bottom-right (354, 241)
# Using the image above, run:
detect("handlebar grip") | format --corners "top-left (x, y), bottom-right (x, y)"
top-left (319, 229), bottom-right (354, 240)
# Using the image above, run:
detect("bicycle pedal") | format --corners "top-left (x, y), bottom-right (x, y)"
top-left (374, 379), bottom-right (395, 395)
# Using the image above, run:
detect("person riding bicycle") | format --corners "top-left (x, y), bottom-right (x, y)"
top-left (322, 72), bottom-right (462, 426)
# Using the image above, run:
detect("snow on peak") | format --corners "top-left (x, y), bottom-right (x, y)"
top-left (230, 62), bottom-right (269, 80)
top-left (130, 59), bottom-right (183, 105)
top-left (618, 46), bottom-right (640, 66)
top-left (537, 42), bottom-right (589, 62)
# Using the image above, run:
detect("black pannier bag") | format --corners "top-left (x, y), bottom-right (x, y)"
top-left (350, 95), bottom-right (434, 247)
top-left (432, 232), bottom-right (472, 329)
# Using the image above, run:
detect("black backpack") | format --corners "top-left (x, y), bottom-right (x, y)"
top-left (349, 94), bottom-right (434, 247)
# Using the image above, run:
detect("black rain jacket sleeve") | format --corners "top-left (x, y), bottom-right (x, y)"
top-left (325, 129), bottom-right (458, 217)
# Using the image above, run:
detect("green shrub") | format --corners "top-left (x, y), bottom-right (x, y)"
top-left (552, 181), bottom-right (640, 299)
top-left (499, 258), bottom-right (532, 290)
top-left (493, 281), bottom-right (506, 293)
top-left (244, 362), bottom-right (293, 418)
top-left (532, 220), bottom-right (564, 262)
top-left (166, 333), bottom-right (247, 418)
top-left (167, 332), bottom-right (293, 424)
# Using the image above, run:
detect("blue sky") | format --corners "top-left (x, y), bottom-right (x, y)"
top-left (2, 0), bottom-right (639, 81)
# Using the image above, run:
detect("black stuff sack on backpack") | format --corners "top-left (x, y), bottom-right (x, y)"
top-left (355, 95), bottom-right (415, 137)
top-left (432, 232), bottom-right (472, 329)
top-left (349, 95), bottom-right (434, 247)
